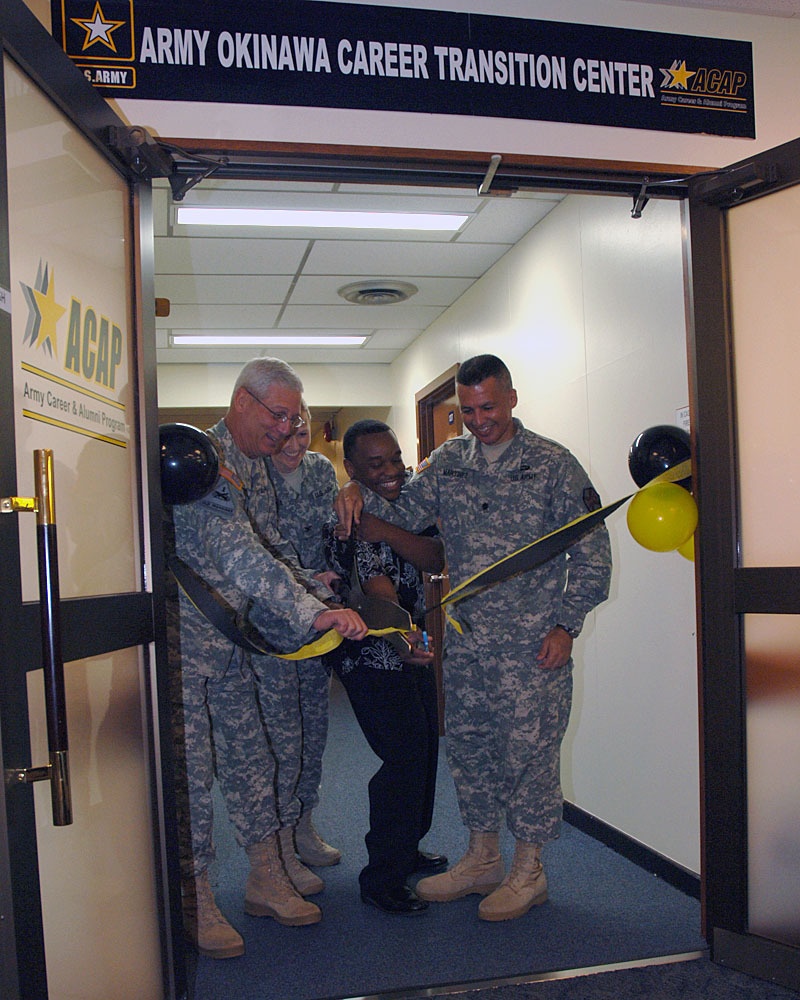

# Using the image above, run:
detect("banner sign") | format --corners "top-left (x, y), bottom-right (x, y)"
top-left (51, 0), bottom-right (756, 138)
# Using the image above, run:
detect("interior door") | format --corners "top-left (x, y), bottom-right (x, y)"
top-left (0, 4), bottom-right (181, 999)
top-left (416, 365), bottom-right (463, 732)
top-left (688, 136), bottom-right (800, 991)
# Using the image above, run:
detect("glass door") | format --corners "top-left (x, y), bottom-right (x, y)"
top-left (0, 4), bottom-right (181, 998)
top-left (688, 136), bottom-right (800, 990)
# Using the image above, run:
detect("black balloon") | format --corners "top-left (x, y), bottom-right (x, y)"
top-left (628, 425), bottom-right (691, 488)
top-left (160, 423), bottom-right (219, 505)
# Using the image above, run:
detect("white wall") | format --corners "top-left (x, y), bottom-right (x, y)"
top-left (115, 0), bottom-right (800, 168)
top-left (157, 361), bottom-right (393, 409)
top-left (389, 192), bottom-right (700, 872)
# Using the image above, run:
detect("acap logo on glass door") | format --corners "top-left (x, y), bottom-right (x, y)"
top-left (6, 62), bottom-right (140, 602)
top-left (19, 260), bottom-right (128, 442)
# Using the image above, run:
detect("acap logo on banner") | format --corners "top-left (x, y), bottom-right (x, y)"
top-left (51, 0), bottom-right (755, 138)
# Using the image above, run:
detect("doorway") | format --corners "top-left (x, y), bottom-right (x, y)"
top-left (6, 5), bottom-right (796, 992)
top-left (151, 151), bottom-right (704, 988)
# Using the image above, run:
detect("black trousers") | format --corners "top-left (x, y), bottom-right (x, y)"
top-left (334, 660), bottom-right (439, 893)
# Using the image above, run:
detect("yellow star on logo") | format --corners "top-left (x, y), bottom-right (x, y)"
top-left (31, 270), bottom-right (67, 354)
top-left (71, 1), bottom-right (126, 53)
top-left (669, 60), bottom-right (696, 91)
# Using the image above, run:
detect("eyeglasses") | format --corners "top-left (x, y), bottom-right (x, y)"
top-left (243, 387), bottom-right (306, 430)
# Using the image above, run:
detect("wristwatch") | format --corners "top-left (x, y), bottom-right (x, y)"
top-left (556, 623), bottom-right (580, 639)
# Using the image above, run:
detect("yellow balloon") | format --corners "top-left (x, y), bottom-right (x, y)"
top-left (677, 534), bottom-right (695, 561)
top-left (626, 482), bottom-right (698, 552)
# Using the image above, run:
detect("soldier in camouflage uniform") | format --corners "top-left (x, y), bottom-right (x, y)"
top-left (335, 355), bottom-right (612, 922)
top-left (169, 359), bottom-right (366, 959)
top-left (266, 406), bottom-right (343, 867)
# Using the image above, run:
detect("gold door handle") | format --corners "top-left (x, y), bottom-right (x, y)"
top-left (2, 450), bottom-right (72, 826)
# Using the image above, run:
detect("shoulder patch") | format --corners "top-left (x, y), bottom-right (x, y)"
top-left (583, 487), bottom-right (602, 512)
top-left (415, 456), bottom-right (432, 474)
top-left (218, 464), bottom-right (244, 492)
top-left (197, 478), bottom-right (237, 517)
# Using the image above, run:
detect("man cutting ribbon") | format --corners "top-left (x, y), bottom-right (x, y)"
top-left (167, 358), bottom-right (366, 958)
top-left (334, 354), bottom-right (612, 922)
top-left (323, 419), bottom-right (448, 916)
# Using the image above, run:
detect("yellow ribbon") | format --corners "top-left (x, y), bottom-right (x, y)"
top-left (274, 625), bottom-right (415, 661)
top-left (259, 458), bottom-right (693, 658)
top-left (435, 458), bottom-right (693, 634)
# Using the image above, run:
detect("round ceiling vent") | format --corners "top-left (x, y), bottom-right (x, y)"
top-left (337, 280), bottom-right (418, 305)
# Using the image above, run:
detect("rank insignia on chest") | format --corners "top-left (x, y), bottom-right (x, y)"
top-left (583, 487), bottom-right (602, 512)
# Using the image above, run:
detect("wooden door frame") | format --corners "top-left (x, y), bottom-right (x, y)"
top-left (416, 364), bottom-right (461, 464)
top-left (415, 365), bottom-right (460, 733)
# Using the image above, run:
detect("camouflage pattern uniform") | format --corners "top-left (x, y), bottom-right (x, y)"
top-left (359, 418), bottom-right (611, 845)
top-left (266, 451), bottom-right (339, 817)
top-left (168, 420), bottom-right (331, 880)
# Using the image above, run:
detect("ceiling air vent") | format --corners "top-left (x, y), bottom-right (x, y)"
top-left (337, 280), bottom-right (418, 305)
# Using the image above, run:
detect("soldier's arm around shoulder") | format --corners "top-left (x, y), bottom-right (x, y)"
top-left (557, 452), bottom-right (613, 623)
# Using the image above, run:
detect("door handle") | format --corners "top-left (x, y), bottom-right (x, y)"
top-left (2, 449), bottom-right (73, 826)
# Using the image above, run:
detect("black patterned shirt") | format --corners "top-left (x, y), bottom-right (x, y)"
top-left (323, 504), bottom-right (437, 674)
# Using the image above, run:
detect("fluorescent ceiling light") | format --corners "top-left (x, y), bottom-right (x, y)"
top-left (171, 334), bottom-right (368, 347)
top-left (175, 206), bottom-right (469, 231)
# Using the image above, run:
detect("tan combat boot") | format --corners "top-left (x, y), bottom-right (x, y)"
top-left (183, 870), bottom-right (244, 959)
top-left (478, 840), bottom-right (548, 921)
top-left (294, 811), bottom-right (342, 866)
top-left (244, 835), bottom-right (322, 926)
top-left (416, 831), bottom-right (504, 902)
top-left (277, 826), bottom-right (325, 895)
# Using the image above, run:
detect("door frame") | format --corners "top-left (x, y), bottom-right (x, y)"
top-left (687, 135), bottom-right (800, 990)
top-left (416, 363), bottom-right (461, 464)
top-left (153, 132), bottom-right (800, 989)
top-left (0, 4), bottom-right (183, 997)
top-left (415, 364), bottom-right (461, 733)
top-left (12, 18), bottom-right (798, 987)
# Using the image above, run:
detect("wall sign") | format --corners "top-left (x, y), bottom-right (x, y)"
top-left (51, 0), bottom-right (756, 138)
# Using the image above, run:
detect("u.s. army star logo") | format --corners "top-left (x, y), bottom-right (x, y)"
top-left (71, 1), bottom-right (126, 53)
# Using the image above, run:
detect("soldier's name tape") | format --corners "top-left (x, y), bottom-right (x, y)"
top-left (171, 458), bottom-right (692, 660)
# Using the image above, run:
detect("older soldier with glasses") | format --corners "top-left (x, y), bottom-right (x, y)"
top-left (168, 358), bottom-right (366, 960)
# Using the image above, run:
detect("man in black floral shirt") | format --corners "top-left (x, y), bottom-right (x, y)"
top-left (324, 420), bottom-right (447, 915)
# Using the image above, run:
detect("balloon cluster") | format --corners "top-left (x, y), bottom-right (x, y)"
top-left (160, 423), bottom-right (219, 505)
top-left (626, 425), bottom-right (697, 558)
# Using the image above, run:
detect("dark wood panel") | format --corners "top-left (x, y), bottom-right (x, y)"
top-left (17, 593), bottom-right (155, 672)
top-left (714, 929), bottom-right (800, 993)
top-left (734, 568), bottom-right (800, 613)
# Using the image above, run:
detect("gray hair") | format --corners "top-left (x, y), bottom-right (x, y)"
top-left (232, 358), bottom-right (303, 402)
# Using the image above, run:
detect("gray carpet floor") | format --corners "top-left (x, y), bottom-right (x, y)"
top-left (188, 677), bottom-right (717, 999)
top-left (465, 955), bottom-right (800, 1000)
